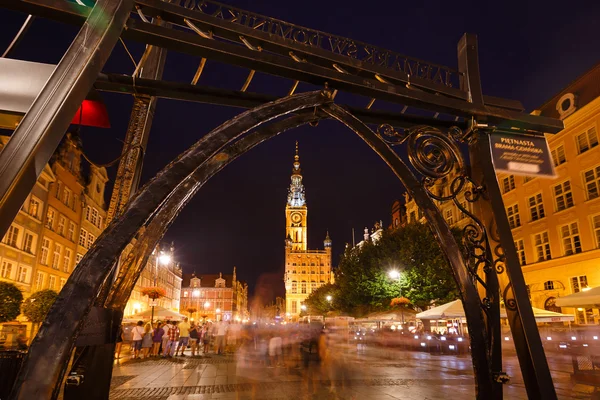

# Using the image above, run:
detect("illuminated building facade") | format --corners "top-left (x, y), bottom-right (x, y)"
top-left (0, 132), bottom-right (108, 309)
top-left (180, 268), bottom-right (249, 322)
top-left (283, 143), bottom-right (334, 317)
top-left (124, 243), bottom-right (183, 317)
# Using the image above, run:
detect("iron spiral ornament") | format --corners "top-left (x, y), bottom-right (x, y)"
top-left (407, 126), bottom-right (464, 179)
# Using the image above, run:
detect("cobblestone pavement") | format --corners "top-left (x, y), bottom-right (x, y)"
top-left (109, 346), bottom-right (596, 400)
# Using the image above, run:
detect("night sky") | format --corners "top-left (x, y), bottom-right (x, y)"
top-left (1, 0), bottom-right (599, 301)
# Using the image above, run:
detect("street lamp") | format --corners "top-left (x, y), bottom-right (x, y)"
top-left (300, 304), bottom-right (307, 312)
top-left (151, 250), bottom-right (172, 324)
top-left (388, 269), bottom-right (406, 324)
top-left (388, 269), bottom-right (400, 280)
top-left (204, 301), bottom-right (210, 322)
top-left (326, 295), bottom-right (332, 302)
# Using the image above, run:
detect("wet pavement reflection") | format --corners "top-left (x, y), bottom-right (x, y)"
top-left (110, 323), bottom-right (598, 399)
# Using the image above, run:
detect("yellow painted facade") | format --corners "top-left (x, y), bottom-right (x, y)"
top-left (498, 93), bottom-right (600, 325)
top-left (0, 132), bottom-right (108, 311)
top-left (283, 144), bottom-right (333, 317)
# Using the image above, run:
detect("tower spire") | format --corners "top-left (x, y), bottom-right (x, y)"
top-left (287, 142), bottom-right (305, 206)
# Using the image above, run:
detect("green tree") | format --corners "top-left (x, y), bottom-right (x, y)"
top-left (304, 283), bottom-right (338, 315)
top-left (335, 222), bottom-right (460, 316)
top-left (21, 290), bottom-right (58, 327)
top-left (0, 282), bottom-right (23, 323)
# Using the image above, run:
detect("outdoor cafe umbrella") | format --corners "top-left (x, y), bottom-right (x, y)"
top-left (415, 300), bottom-right (465, 320)
top-left (555, 287), bottom-right (600, 308)
top-left (128, 306), bottom-right (186, 322)
top-left (416, 299), bottom-right (574, 322)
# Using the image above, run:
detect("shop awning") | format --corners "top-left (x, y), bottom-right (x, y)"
top-left (415, 300), bottom-right (465, 320)
top-left (0, 58), bottom-right (110, 129)
top-left (416, 299), bottom-right (574, 322)
top-left (128, 306), bottom-right (186, 321)
top-left (555, 287), bottom-right (600, 308)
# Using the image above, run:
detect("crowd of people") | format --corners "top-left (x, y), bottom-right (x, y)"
top-left (114, 319), bottom-right (355, 368)
top-left (114, 319), bottom-right (358, 392)
top-left (116, 317), bottom-right (243, 359)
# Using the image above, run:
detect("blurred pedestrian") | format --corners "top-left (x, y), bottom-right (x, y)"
top-left (141, 322), bottom-right (153, 358)
top-left (163, 321), bottom-right (180, 357)
top-left (152, 322), bottom-right (164, 356)
top-left (202, 323), bottom-right (212, 354)
top-left (269, 330), bottom-right (283, 367)
top-left (215, 321), bottom-right (228, 355)
top-left (189, 322), bottom-right (199, 356)
top-left (161, 320), bottom-right (173, 356)
top-left (131, 321), bottom-right (145, 359)
top-left (115, 325), bottom-right (124, 360)
top-left (176, 317), bottom-right (191, 356)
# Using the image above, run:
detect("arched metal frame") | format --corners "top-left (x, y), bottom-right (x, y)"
top-left (1, 1), bottom-right (560, 399)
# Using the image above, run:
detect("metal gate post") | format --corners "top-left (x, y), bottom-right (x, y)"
top-left (477, 132), bottom-right (558, 399)
top-left (0, 0), bottom-right (133, 240)
top-left (457, 33), bottom-right (503, 399)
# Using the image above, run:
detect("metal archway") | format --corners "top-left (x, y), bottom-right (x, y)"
top-left (0, 1), bottom-right (562, 399)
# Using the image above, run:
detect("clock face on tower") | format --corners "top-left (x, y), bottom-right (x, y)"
top-left (291, 213), bottom-right (302, 224)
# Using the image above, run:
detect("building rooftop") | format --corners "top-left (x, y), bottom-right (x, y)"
top-left (182, 272), bottom-right (246, 288)
top-left (537, 62), bottom-right (600, 120)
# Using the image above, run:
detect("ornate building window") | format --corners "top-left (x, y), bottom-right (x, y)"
top-left (57, 216), bottom-right (66, 236)
top-left (571, 275), bottom-right (588, 293)
top-left (543, 281), bottom-right (554, 291)
top-left (514, 239), bottom-right (526, 265)
top-left (576, 127), bottom-right (598, 154)
top-left (301, 281), bottom-right (307, 294)
top-left (28, 196), bottom-right (42, 219)
top-left (506, 204), bottom-right (521, 229)
top-left (561, 222), bottom-right (582, 255)
top-left (17, 266), bottom-right (29, 283)
top-left (528, 194), bottom-right (545, 221)
top-left (554, 181), bottom-right (574, 211)
top-left (501, 175), bottom-right (515, 194)
top-left (1, 261), bottom-right (13, 279)
top-left (4, 225), bottom-right (20, 248)
top-left (41, 237), bottom-right (51, 265)
top-left (592, 215), bottom-right (600, 248)
top-left (23, 232), bottom-right (35, 254)
top-left (445, 209), bottom-right (454, 225)
top-left (584, 165), bottom-right (600, 200)
top-left (63, 248), bottom-right (72, 273)
top-left (291, 281), bottom-right (297, 294)
top-left (52, 243), bottom-right (62, 270)
top-left (533, 232), bottom-right (551, 262)
top-left (551, 145), bottom-right (566, 166)
top-left (35, 271), bottom-right (45, 290)
top-left (68, 222), bottom-right (76, 242)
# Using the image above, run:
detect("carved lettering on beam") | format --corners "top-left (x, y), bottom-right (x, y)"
top-left (170, 0), bottom-right (458, 87)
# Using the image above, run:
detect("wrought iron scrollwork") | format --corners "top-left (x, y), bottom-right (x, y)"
top-left (376, 123), bottom-right (498, 314)
top-left (502, 282), bottom-right (517, 311)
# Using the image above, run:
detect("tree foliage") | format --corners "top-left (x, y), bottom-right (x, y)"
top-left (0, 282), bottom-right (23, 323)
top-left (304, 283), bottom-right (338, 315)
top-left (334, 222), bottom-right (460, 317)
top-left (21, 289), bottom-right (58, 324)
